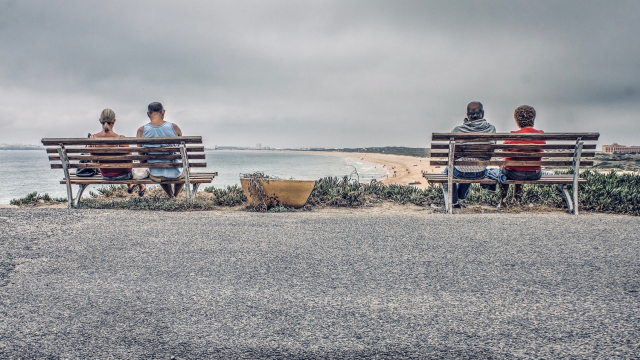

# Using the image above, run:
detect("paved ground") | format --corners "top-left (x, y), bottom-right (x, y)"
top-left (0, 208), bottom-right (639, 359)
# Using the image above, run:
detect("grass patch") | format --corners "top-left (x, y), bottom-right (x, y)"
top-left (10, 192), bottom-right (66, 206)
top-left (593, 153), bottom-right (640, 172)
top-left (12, 170), bottom-right (640, 215)
top-left (308, 176), bottom-right (442, 207)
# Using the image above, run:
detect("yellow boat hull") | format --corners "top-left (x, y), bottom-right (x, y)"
top-left (240, 178), bottom-right (315, 208)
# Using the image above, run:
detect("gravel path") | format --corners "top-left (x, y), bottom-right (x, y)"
top-left (0, 209), bottom-right (639, 359)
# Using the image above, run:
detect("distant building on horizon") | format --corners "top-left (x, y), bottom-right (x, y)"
top-left (602, 143), bottom-right (640, 154)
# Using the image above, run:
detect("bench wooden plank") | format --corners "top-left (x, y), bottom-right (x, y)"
top-left (51, 162), bottom-right (207, 169)
top-left (430, 151), bottom-right (595, 158)
top-left (430, 144), bottom-right (597, 150)
top-left (60, 172), bottom-right (218, 185)
top-left (48, 154), bottom-right (206, 161)
top-left (41, 136), bottom-right (203, 146)
top-left (45, 146), bottom-right (205, 154)
top-left (425, 132), bottom-right (599, 214)
top-left (43, 136), bottom-right (217, 207)
top-left (429, 160), bottom-right (593, 166)
top-left (431, 133), bottom-right (600, 141)
top-left (422, 174), bottom-right (586, 184)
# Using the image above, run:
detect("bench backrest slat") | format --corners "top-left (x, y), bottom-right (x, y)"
top-left (41, 136), bottom-right (202, 146)
top-left (43, 136), bottom-right (208, 171)
top-left (430, 160), bottom-right (594, 167)
top-left (429, 132), bottom-right (600, 167)
top-left (430, 151), bottom-right (596, 158)
top-left (431, 132), bottom-right (599, 141)
top-left (430, 144), bottom-right (597, 150)
top-left (44, 146), bottom-right (205, 154)
top-left (48, 154), bottom-right (206, 162)
top-left (51, 162), bottom-right (208, 169)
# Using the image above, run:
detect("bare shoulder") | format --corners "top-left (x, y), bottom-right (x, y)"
top-left (172, 123), bottom-right (183, 136)
top-left (136, 126), bottom-right (145, 137)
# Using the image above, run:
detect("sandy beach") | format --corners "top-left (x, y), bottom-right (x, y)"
top-left (312, 151), bottom-right (438, 189)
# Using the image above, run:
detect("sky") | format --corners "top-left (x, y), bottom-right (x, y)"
top-left (1, 0), bottom-right (639, 148)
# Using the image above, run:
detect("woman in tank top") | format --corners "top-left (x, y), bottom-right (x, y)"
top-left (90, 109), bottom-right (145, 196)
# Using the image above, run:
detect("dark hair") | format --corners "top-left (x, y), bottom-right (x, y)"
top-left (514, 105), bottom-right (536, 128)
top-left (148, 102), bottom-right (164, 113)
top-left (466, 101), bottom-right (484, 120)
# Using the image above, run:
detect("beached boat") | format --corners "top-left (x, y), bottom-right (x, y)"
top-left (240, 176), bottom-right (315, 208)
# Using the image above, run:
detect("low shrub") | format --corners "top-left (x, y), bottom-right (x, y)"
top-left (307, 176), bottom-right (443, 207)
top-left (203, 185), bottom-right (247, 206)
top-left (10, 192), bottom-right (66, 206)
top-left (11, 170), bottom-right (640, 215)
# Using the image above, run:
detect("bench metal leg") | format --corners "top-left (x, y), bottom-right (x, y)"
top-left (556, 184), bottom-right (574, 214)
top-left (57, 145), bottom-right (74, 208)
top-left (442, 184), bottom-right (450, 211)
top-left (447, 140), bottom-right (455, 214)
top-left (192, 183), bottom-right (200, 199)
top-left (73, 184), bottom-right (88, 208)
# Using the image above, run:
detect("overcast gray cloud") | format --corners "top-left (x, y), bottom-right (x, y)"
top-left (1, 0), bottom-right (639, 148)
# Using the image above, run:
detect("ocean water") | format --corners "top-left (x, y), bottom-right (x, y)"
top-left (0, 150), bottom-right (387, 204)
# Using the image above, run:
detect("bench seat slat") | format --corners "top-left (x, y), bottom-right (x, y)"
top-left (430, 144), bottom-right (597, 150)
top-left (51, 163), bottom-right (207, 169)
top-left (431, 133), bottom-right (600, 141)
top-left (49, 154), bottom-right (206, 161)
top-left (430, 151), bottom-right (595, 158)
top-left (45, 146), bottom-right (205, 154)
top-left (429, 160), bottom-right (593, 166)
top-left (41, 136), bottom-right (203, 146)
top-left (60, 172), bottom-right (218, 185)
top-left (422, 174), bottom-right (586, 185)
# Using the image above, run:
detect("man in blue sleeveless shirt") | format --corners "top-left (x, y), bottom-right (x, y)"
top-left (137, 102), bottom-right (185, 198)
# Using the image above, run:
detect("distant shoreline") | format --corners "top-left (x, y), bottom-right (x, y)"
top-left (306, 151), bottom-right (436, 189)
top-left (206, 148), bottom-right (436, 187)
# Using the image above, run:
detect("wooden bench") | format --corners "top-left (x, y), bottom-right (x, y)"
top-left (42, 136), bottom-right (218, 207)
top-left (422, 132), bottom-right (600, 214)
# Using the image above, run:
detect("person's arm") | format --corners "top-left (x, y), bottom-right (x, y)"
top-left (172, 123), bottom-right (183, 136)
top-left (136, 126), bottom-right (145, 163)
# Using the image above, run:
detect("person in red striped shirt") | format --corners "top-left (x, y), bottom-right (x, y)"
top-left (498, 105), bottom-right (545, 207)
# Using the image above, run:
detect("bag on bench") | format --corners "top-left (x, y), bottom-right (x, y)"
top-left (132, 167), bottom-right (150, 180)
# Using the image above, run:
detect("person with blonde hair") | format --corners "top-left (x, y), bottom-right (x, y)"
top-left (90, 109), bottom-right (145, 196)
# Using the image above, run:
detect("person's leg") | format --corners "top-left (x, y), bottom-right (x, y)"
top-left (512, 184), bottom-right (523, 205)
top-left (173, 183), bottom-right (185, 196)
top-left (451, 183), bottom-right (459, 205)
top-left (501, 168), bottom-right (541, 205)
top-left (457, 183), bottom-right (472, 202)
top-left (498, 184), bottom-right (509, 208)
top-left (453, 168), bottom-right (485, 206)
top-left (160, 184), bottom-right (174, 197)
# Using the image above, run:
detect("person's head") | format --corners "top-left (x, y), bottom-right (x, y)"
top-left (513, 105), bottom-right (536, 128)
top-left (147, 102), bottom-right (165, 120)
top-left (99, 108), bottom-right (116, 132)
top-left (466, 101), bottom-right (484, 121)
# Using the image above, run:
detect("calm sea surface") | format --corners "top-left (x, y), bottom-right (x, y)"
top-left (0, 150), bottom-right (387, 204)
